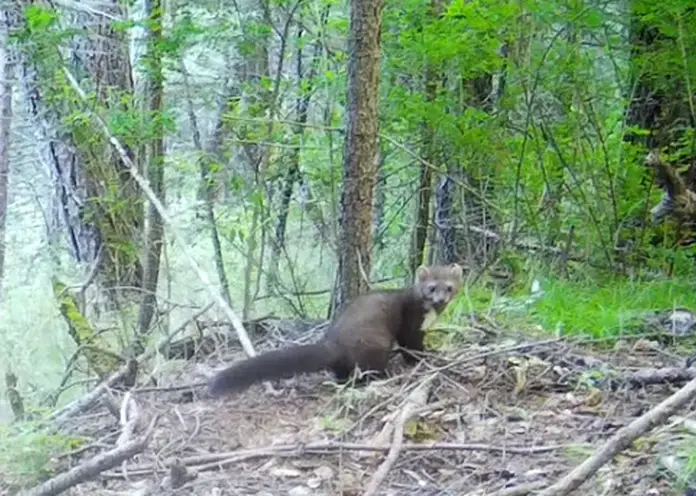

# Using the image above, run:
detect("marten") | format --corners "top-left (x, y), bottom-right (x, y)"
top-left (206, 263), bottom-right (464, 396)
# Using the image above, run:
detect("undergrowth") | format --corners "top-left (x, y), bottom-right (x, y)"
top-left (530, 275), bottom-right (696, 338)
top-left (0, 420), bottom-right (84, 488)
top-left (441, 255), bottom-right (696, 341)
top-left (438, 259), bottom-right (696, 491)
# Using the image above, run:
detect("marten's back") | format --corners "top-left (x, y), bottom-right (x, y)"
top-left (326, 289), bottom-right (418, 361)
top-left (206, 263), bottom-right (463, 397)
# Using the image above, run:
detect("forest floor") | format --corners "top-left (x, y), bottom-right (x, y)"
top-left (18, 318), bottom-right (696, 495)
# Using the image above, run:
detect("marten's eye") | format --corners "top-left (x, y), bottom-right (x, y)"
top-left (427, 283), bottom-right (436, 293)
top-left (445, 284), bottom-right (453, 293)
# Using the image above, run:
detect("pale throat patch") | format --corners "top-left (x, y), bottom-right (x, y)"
top-left (420, 309), bottom-right (439, 331)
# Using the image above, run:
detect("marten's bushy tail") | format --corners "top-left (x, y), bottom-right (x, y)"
top-left (207, 342), bottom-right (336, 396)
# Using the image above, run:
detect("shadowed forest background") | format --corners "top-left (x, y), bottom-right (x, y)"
top-left (2, 0), bottom-right (696, 492)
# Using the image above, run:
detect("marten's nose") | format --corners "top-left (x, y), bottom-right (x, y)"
top-left (432, 295), bottom-right (446, 308)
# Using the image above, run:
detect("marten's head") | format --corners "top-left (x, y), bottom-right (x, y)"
top-left (414, 263), bottom-right (464, 313)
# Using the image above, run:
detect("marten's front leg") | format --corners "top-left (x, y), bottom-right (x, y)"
top-left (396, 326), bottom-right (425, 365)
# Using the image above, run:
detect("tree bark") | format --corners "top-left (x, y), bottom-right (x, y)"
top-left (0, 15), bottom-right (13, 302)
top-left (136, 0), bottom-right (165, 336)
top-left (372, 145), bottom-right (386, 253)
top-left (335, 0), bottom-right (384, 314)
top-left (409, 0), bottom-right (441, 276)
top-left (180, 58), bottom-right (233, 308)
top-left (15, 0), bottom-right (144, 306)
top-left (269, 12), bottom-right (326, 291)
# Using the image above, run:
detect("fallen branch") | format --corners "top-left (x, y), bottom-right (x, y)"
top-left (103, 440), bottom-right (568, 478)
top-left (363, 376), bottom-right (433, 496)
top-left (115, 392), bottom-right (141, 480)
top-left (49, 359), bottom-right (137, 427)
top-left (495, 481), bottom-right (547, 496)
top-left (624, 367), bottom-right (696, 387)
top-left (19, 416), bottom-right (158, 496)
top-left (538, 374), bottom-right (696, 496)
top-left (48, 302), bottom-right (214, 426)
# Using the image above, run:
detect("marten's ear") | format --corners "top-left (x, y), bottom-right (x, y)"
top-left (415, 265), bottom-right (430, 282)
top-left (450, 263), bottom-right (463, 279)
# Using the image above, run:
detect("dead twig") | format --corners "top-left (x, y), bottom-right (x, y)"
top-left (538, 374), bottom-right (696, 496)
top-left (133, 381), bottom-right (207, 394)
top-left (494, 481), bottom-right (547, 496)
top-left (48, 302), bottom-right (213, 425)
top-left (49, 359), bottom-right (137, 427)
top-left (104, 440), bottom-right (569, 478)
top-left (18, 416), bottom-right (158, 496)
top-left (61, 67), bottom-right (257, 361)
top-left (116, 392), bottom-right (141, 481)
top-left (624, 367), bottom-right (696, 386)
top-left (363, 376), bottom-right (434, 496)
top-left (161, 458), bottom-right (198, 490)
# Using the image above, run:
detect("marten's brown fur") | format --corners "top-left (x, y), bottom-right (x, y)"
top-left (207, 263), bottom-right (463, 397)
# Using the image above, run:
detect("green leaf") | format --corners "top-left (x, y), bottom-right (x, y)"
top-left (585, 10), bottom-right (603, 28)
top-left (24, 5), bottom-right (58, 30)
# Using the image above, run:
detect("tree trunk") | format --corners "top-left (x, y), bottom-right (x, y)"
top-left (431, 71), bottom-right (500, 269)
top-left (64, 0), bottom-right (145, 296)
top-left (268, 13), bottom-right (326, 292)
top-left (409, 0), bottom-right (440, 276)
top-left (372, 144), bottom-right (386, 253)
top-left (181, 58), bottom-right (233, 308)
top-left (136, 0), bottom-right (165, 337)
top-left (0, 15), bottom-right (12, 302)
top-left (432, 174), bottom-right (456, 264)
top-left (334, 0), bottom-right (384, 314)
top-left (15, 0), bottom-right (144, 307)
top-left (625, 5), bottom-right (672, 151)
top-left (625, 1), bottom-right (695, 153)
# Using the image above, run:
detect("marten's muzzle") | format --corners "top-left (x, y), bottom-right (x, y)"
top-left (429, 297), bottom-right (449, 313)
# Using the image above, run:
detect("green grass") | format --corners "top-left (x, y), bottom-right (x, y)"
top-left (530, 276), bottom-right (696, 338)
top-left (0, 421), bottom-right (84, 488)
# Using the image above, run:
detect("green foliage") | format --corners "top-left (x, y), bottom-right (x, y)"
top-left (530, 274), bottom-right (696, 338)
top-left (375, 0), bottom-right (696, 275)
top-left (7, 0), bottom-right (696, 447)
top-left (0, 421), bottom-right (84, 488)
top-left (679, 447), bottom-right (696, 492)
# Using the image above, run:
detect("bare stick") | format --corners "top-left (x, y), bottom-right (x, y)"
top-left (49, 359), bottom-right (137, 426)
top-left (61, 67), bottom-right (257, 360)
top-left (625, 367), bottom-right (696, 386)
top-left (495, 481), bottom-right (547, 496)
top-left (19, 416), bottom-right (157, 496)
top-left (116, 391), bottom-right (139, 446)
top-left (49, 301), bottom-right (214, 425)
top-left (538, 375), bottom-right (696, 496)
top-left (363, 377), bottom-right (433, 496)
top-left (104, 440), bottom-right (566, 478)
top-left (160, 458), bottom-right (197, 490)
